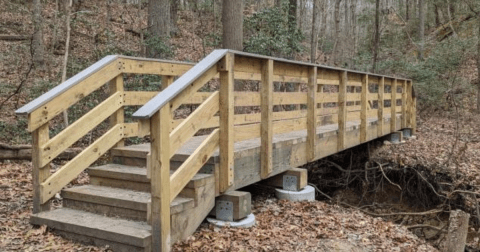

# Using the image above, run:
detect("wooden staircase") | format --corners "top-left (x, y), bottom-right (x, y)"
top-left (31, 146), bottom-right (215, 252)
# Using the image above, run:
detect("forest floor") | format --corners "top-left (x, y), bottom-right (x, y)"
top-left (2, 0), bottom-right (480, 251)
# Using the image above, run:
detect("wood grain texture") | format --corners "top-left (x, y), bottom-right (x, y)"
top-left (32, 124), bottom-right (51, 213)
top-left (219, 53), bottom-right (234, 192)
top-left (261, 59), bottom-right (274, 179)
top-left (307, 66), bottom-right (318, 161)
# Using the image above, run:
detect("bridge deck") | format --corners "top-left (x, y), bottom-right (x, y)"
top-left (115, 114), bottom-right (401, 194)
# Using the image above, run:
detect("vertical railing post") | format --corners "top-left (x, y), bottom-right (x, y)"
top-left (401, 80), bottom-right (407, 128)
top-left (360, 74), bottom-right (368, 142)
top-left (378, 77), bottom-right (384, 137)
top-left (407, 80), bottom-right (413, 128)
top-left (32, 123), bottom-right (51, 213)
top-left (391, 78), bottom-right (397, 132)
top-left (412, 84), bottom-right (417, 135)
top-left (261, 59), bottom-right (273, 178)
top-left (109, 74), bottom-right (125, 147)
top-left (219, 53), bottom-right (234, 192)
top-left (307, 66), bottom-right (318, 161)
top-left (150, 76), bottom-right (173, 252)
top-left (338, 71), bottom-right (347, 151)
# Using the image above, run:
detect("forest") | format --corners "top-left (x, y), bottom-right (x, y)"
top-left (1, 0), bottom-right (480, 251)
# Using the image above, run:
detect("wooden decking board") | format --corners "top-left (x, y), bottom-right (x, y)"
top-left (88, 165), bottom-right (213, 189)
top-left (30, 208), bottom-right (151, 248)
top-left (61, 185), bottom-right (194, 214)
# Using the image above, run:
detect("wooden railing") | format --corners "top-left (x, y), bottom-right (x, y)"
top-left (131, 50), bottom-right (416, 251)
top-left (17, 50), bottom-right (415, 252)
top-left (15, 55), bottom-right (194, 214)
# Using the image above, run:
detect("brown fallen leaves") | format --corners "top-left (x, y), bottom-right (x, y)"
top-left (173, 199), bottom-right (436, 252)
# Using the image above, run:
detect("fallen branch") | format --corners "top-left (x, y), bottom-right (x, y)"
top-left (0, 35), bottom-right (32, 41)
top-left (0, 143), bottom-right (82, 160)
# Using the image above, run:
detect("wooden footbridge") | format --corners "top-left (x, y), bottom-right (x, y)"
top-left (16, 50), bottom-right (416, 251)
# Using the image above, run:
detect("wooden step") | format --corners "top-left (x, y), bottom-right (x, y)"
top-left (62, 185), bottom-right (194, 221)
top-left (88, 164), bottom-right (214, 193)
top-left (30, 208), bottom-right (151, 252)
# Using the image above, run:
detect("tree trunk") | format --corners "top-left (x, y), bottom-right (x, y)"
top-left (477, 11), bottom-right (480, 112)
top-left (333, 0), bottom-right (342, 66)
top-left (222, 0), bottom-right (243, 51)
top-left (310, 0), bottom-right (320, 63)
top-left (418, 0), bottom-right (425, 60)
top-left (170, 0), bottom-right (179, 34)
top-left (406, 0), bottom-right (410, 21)
top-left (446, 210), bottom-right (469, 252)
top-left (32, 0), bottom-right (44, 69)
top-left (372, 0), bottom-right (380, 73)
top-left (148, 0), bottom-right (171, 57)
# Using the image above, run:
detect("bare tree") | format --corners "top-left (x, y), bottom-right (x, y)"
top-left (418, 0), bottom-right (425, 60)
top-left (333, 0), bottom-right (342, 66)
top-left (148, 0), bottom-right (171, 56)
top-left (311, 0), bottom-right (321, 63)
top-left (32, 0), bottom-right (44, 68)
top-left (372, 0), bottom-right (380, 73)
top-left (222, 0), bottom-right (243, 50)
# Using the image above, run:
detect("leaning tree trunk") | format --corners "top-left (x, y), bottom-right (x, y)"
top-left (32, 0), bottom-right (44, 69)
top-left (222, 0), bottom-right (243, 51)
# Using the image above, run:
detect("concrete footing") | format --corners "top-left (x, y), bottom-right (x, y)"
top-left (206, 213), bottom-right (256, 228)
top-left (275, 185), bottom-right (315, 202)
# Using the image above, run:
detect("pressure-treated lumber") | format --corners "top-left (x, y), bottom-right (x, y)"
top-left (170, 129), bottom-right (219, 201)
top-left (378, 77), bottom-right (384, 137)
top-left (32, 124), bottom-right (51, 213)
top-left (261, 59), bottom-right (273, 179)
top-left (109, 75), bottom-right (125, 148)
top-left (27, 60), bottom-right (121, 132)
top-left (219, 53), bottom-right (234, 192)
top-left (360, 74), bottom-right (368, 142)
top-left (307, 66), bottom-right (318, 161)
top-left (169, 92), bottom-right (219, 157)
top-left (391, 79), bottom-right (397, 132)
top-left (40, 124), bottom-right (125, 204)
top-left (150, 107), bottom-right (171, 252)
top-left (338, 71), bottom-right (347, 151)
top-left (39, 92), bottom-right (123, 167)
top-left (170, 66), bottom-right (218, 112)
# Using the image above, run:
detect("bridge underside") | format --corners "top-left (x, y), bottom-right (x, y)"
top-left (114, 114), bottom-right (404, 196)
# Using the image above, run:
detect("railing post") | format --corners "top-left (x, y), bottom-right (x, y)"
top-left (401, 80), bottom-right (407, 128)
top-left (150, 101), bottom-right (171, 250)
top-left (378, 77), bottom-right (384, 137)
top-left (338, 71), bottom-right (347, 151)
top-left (307, 66), bottom-right (318, 161)
top-left (109, 74), bottom-right (125, 147)
top-left (32, 123), bottom-right (51, 213)
top-left (261, 59), bottom-right (273, 178)
top-left (360, 74), bottom-right (368, 142)
top-left (218, 53), bottom-right (234, 192)
top-left (391, 78), bottom-right (397, 132)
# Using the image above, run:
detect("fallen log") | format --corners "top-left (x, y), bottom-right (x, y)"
top-left (0, 143), bottom-right (82, 160)
top-left (446, 210), bottom-right (470, 252)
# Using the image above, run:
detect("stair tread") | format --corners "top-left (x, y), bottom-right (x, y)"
top-left (88, 164), bottom-right (214, 188)
top-left (31, 208), bottom-right (151, 247)
top-left (62, 185), bottom-right (194, 213)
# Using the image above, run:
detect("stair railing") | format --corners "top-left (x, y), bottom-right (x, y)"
top-left (131, 49), bottom-right (416, 251)
top-left (15, 55), bottom-right (194, 214)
